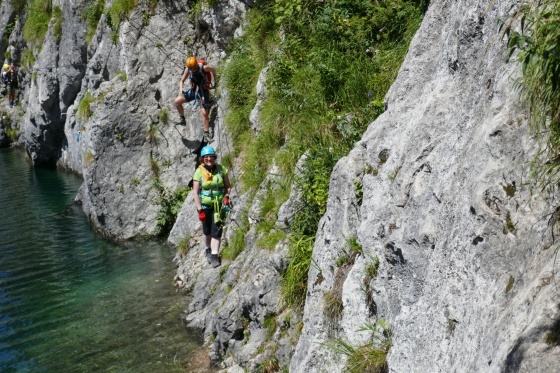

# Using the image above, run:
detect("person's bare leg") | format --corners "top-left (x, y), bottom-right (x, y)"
top-left (211, 237), bottom-right (221, 255)
top-left (174, 95), bottom-right (186, 116)
top-left (201, 107), bottom-right (209, 132)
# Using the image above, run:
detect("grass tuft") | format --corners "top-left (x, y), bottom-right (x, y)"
top-left (502, 0), bottom-right (560, 192)
top-left (324, 320), bottom-right (392, 373)
top-left (77, 92), bottom-right (95, 121)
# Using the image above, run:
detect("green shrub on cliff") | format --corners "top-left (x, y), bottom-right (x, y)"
top-left (107, 0), bottom-right (137, 30)
top-left (502, 0), bottom-right (560, 190)
top-left (77, 92), bottom-right (95, 121)
top-left (223, 0), bottom-right (426, 317)
top-left (324, 321), bottom-right (392, 373)
top-left (82, 0), bottom-right (106, 44)
top-left (23, 0), bottom-right (53, 44)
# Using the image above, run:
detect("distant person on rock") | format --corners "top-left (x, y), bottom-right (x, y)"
top-left (192, 145), bottom-right (231, 268)
top-left (174, 56), bottom-right (217, 143)
top-left (2, 64), bottom-right (16, 108)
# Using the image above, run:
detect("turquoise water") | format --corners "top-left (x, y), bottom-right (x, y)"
top-left (0, 149), bottom-right (202, 372)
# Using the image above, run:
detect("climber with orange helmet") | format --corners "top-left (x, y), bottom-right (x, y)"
top-left (174, 56), bottom-right (217, 143)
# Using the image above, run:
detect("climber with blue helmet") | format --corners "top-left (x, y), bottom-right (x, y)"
top-left (192, 145), bottom-right (232, 268)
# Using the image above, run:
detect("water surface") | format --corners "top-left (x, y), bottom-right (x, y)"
top-left (0, 149), bottom-right (203, 372)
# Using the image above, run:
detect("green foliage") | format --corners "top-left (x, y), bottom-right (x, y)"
top-left (323, 289), bottom-right (344, 324)
top-left (223, 0), bottom-right (425, 311)
top-left (324, 320), bottom-right (392, 373)
top-left (221, 152), bottom-right (233, 170)
top-left (505, 275), bottom-right (515, 293)
top-left (159, 107), bottom-right (168, 124)
top-left (263, 314), bottom-right (277, 340)
top-left (291, 147), bottom-right (342, 237)
top-left (504, 211), bottom-right (516, 233)
top-left (82, 0), bottom-right (105, 44)
top-left (116, 70), bottom-right (127, 81)
top-left (23, 0), bottom-right (53, 44)
top-left (52, 5), bottom-right (62, 40)
top-left (84, 150), bottom-right (95, 165)
top-left (336, 236), bottom-right (363, 266)
top-left (502, 0), bottom-right (560, 190)
top-left (354, 180), bottom-right (363, 205)
top-left (256, 183), bottom-right (290, 235)
top-left (10, 0), bottom-right (27, 13)
top-left (365, 256), bottom-right (380, 282)
top-left (255, 356), bottom-right (280, 373)
top-left (77, 92), bottom-right (95, 121)
top-left (544, 318), bottom-right (560, 345)
top-left (177, 235), bottom-right (191, 256)
top-left (221, 219), bottom-right (249, 260)
top-left (218, 264), bottom-right (230, 283)
top-left (1, 113), bottom-right (18, 142)
top-left (151, 178), bottom-right (191, 237)
top-left (21, 48), bottom-right (36, 72)
top-left (146, 122), bottom-right (158, 144)
top-left (131, 178), bottom-right (140, 187)
top-left (107, 0), bottom-right (137, 31)
top-left (388, 166), bottom-right (401, 180)
top-left (447, 319), bottom-right (457, 335)
top-left (187, 0), bottom-right (220, 21)
top-left (282, 235), bottom-right (314, 309)
top-left (3, 18), bottom-right (16, 40)
top-left (256, 229), bottom-right (286, 250)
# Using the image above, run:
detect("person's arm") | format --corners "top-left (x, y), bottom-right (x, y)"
top-left (193, 180), bottom-right (203, 211)
top-left (179, 68), bottom-right (189, 95)
top-left (223, 172), bottom-right (232, 198)
top-left (204, 65), bottom-right (217, 87)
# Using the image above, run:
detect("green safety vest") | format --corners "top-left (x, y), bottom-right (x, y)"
top-left (197, 164), bottom-right (226, 206)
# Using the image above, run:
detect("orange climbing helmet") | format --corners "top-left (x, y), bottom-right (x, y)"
top-left (185, 56), bottom-right (197, 69)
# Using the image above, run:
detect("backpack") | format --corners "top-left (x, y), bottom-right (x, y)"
top-left (2, 71), bottom-right (10, 85)
top-left (188, 59), bottom-right (212, 90)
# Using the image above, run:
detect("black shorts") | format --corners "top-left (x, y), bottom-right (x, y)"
top-left (202, 207), bottom-right (223, 238)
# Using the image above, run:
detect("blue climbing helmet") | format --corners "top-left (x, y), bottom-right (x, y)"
top-left (200, 145), bottom-right (216, 157)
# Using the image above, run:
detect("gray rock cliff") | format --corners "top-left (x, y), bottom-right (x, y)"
top-left (289, 0), bottom-right (560, 372)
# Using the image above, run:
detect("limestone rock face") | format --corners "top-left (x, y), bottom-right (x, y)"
top-left (9, 0), bottom-right (246, 239)
top-left (23, 0), bottom-right (87, 166)
top-left (290, 0), bottom-right (560, 372)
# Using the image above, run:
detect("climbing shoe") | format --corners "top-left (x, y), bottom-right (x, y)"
top-left (210, 254), bottom-right (221, 268)
top-left (205, 248), bottom-right (212, 264)
top-left (178, 116), bottom-right (186, 126)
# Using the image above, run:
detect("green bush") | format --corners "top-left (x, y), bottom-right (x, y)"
top-left (281, 235), bottom-right (314, 309)
top-left (221, 221), bottom-right (249, 260)
top-left (10, 0), bottom-right (27, 13)
top-left (82, 0), bottom-right (106, 43)
top-left (21, 49), bottom-right (36, 72)
top-left (502, 0), bottom-right (560, 190)
top-left (23, 0), bottom-right (53, 44)
top-left (325, 320), bottom-right (392, 373)
top-left (107, 0), bottom-right (137, 30)
top-left (224, 0), bottom-right (426, 312)
top-left (52, 5), bottom-right (62, 40)
top-left (77, 92), bottom-right (95, 121)
top-left (152, 180), bottom-right (191, 237)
